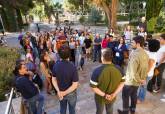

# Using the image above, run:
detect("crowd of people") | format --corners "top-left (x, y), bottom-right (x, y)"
top-left (12, 23), bottom-right (165, 114)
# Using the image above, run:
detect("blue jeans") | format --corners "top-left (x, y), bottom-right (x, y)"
top-left (93, 48), bottom-right (101, 61)
top-left (60, 91), bottom-right (77, 114)
top-left (95, 97), bottom-right (114, 114)
top-left (137, 77), bottom-right (152, 102)
top-left (25, 94), bottom-right (44, 114)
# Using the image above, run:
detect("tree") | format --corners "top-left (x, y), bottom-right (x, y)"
top-left (90, 0), bottom-right (119, 30)
top-left (65, 0), bottom-right (91, 14)
top-left (146, 0), bottom-right (163, 32)
top-left (88, 7), bottom-right (102, 25)
top-left (50, 2), bottom-right (63, 26)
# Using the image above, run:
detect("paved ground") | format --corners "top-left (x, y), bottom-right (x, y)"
top-left (1, 24), bottom-right (165, 114)
top-left (43, 60), bottom-right (165, 114)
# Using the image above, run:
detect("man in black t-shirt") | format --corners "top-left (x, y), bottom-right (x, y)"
top-left (52, 45), bottom-right (79, 114)
top-left (84, 35), bottom-right (92, 60)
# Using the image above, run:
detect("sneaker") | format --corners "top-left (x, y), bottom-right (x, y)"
top-left (160, 98), bottom-right (165, 102)
top-left (153, 88), bottom-right (160, 93)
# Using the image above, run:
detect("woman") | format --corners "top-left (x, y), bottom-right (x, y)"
top-left (69, 36), bottom-right (76, 63)
top-left (75, 40), bottom-right (82, 70)
top-left (101, 35), bottom-right (109, 48)
top-left (114, 37), bottom-right (128, 67)
top-left (124, 25), bottom-right (133, 44)
top-left (40, 50), bottom-right (53, 94)
top-left (137, 39), bottom-right (160, 102)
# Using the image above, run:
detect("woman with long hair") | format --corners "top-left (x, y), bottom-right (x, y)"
top-left (40, 50), bottom-right (53, 94)
top-left (114, 37), bottom-right (128, 67)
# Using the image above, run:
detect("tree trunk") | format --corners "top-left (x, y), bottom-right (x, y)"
top-left (16, 9), bottom-right (23, 30)
top-left (110, 0), bottom-right (118, 30)
top-left (101, 2), bottom-right (111, 29)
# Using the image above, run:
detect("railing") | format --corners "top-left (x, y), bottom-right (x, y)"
top-left (5, 88), bottom-right (15, 114)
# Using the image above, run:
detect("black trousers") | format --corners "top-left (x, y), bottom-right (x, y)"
top-left (152, 63), bottom-right (165, 88)
top-left (122, 85), bottom-right (139, 114)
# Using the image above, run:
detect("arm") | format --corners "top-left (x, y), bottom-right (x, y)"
top-left (148, 59), bottom-right (155, 73)
top-left (159, 52), bottom-right (165, 65)
top-left (52, 77), bottom-right (60, 93)
top-left (40, 63), bottom-right (51, 78)
top-left (62, 82), bottom-right (79, 96)
top-left (91, 87), bottom-right (105, 97)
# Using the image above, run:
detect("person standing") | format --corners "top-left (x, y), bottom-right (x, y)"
top-left (14, 63), bottom-right (44, 114)
top-left (137, 39), bottom-right (160, 102)
top-left (93, 33), bottom-right (102, 62)
top-left (152, 34), bottom-right (165, 93)
top-left (118, 36), bottom-right (149, 114)
top-left (52, 45), bottom-right (79, 114)
top-left (84, 34), bottom-right (92, 61)
top-left (90, 48), bottom-right (125, 114)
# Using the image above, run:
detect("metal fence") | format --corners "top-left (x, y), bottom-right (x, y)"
top-left (5, 88), bottom-right (15, 114)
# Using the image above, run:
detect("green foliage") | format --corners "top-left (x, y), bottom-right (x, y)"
top-left (155, 11), bottom-right (165, 32)
top-left (88, 8), bottom-right (102, 25)
top-left (147, 17), bottom-right (157, 33)
top-left (79, 16), bottom-right (86, 25)
top-left (117, 15), bottom-right (129, 21)
top-left (0, 47), bottom-right (19, 101)
top-left (146, 0), bottom-right (163, 32)
top-left (66, 0), bottom-right (91, 13)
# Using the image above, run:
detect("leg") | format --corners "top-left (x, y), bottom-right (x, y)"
top-left (67, 92), bottom-right (77, 114)
top-left (118, 85), bottom-right (130, 114)
top-left (95, 97), bottom-right (104, 114)
top-left (105, 102), bottom-right (114, 114)
top-left (156, 63), bottom-right (165, 88)
top-left (60, 99), bottom-right (67, 114)
top-left (137, 85), bottom-right (145, 102)
top-left (130, 86), bottom-right (138, 114)
top-left (37, 94), bottom-right (44, 114)
top-left (93, 48), bottom-right (97, 62)
top-left (122, 85), bottom-right (130, 112)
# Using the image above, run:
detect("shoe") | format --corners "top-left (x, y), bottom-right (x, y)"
top-left (153, 88), bottom-right (160, 93)
top-left (118, 109), bottom-right (123, 114)
top-left (93, 60), bottom-right (96, 62)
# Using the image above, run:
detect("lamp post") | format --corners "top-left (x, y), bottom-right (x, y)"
top-left (0, 5), bottom-right (5, 35)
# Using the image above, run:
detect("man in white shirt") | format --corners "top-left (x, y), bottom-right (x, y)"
top-left (153, 34), bottom-right (165, 93)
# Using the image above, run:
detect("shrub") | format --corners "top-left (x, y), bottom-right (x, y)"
top-left (79, 16), bottom-right (86, 25)
top-left (0, 47), bottom-right (19, 101)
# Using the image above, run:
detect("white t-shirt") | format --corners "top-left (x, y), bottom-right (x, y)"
top-left (124, 31), bottom-right (133, 40)
top-left (157, 45), bottom-right (165, 64)
top-left (146, 51), bottom-right (157, 77)
top-left (138, 32), bottom-right (147, 37)
top-left (78, 36), bottom-right (85, 46)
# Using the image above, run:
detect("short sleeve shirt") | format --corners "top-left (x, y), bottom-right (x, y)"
top-left (90, 64), bottom-right (124, 104)
top-left (52, 60), bottom-right (79, 91)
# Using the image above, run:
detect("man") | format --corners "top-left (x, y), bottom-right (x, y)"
top-left (14, 62), bottom-right (44, 114)
top-left (90, 48), bottom-right (125, 114)
top-left (52, 45), bottom-right (79, 114)
top-left (84, 34), bottom-right (92, 60)
top-left (93, 33), bottom-right (102, 62)
top-left (118, 36), bottom-right (149, 114)
top-left (153, 34), bottom-right (165, 93)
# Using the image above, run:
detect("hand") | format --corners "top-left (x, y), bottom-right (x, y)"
top-left (57, 91), bottom-right (63, 101)
top-left (140, 80), bottom-right (146, 85)
top-left (60, 91), bottom-right (67, 97)
top-left (105, 93), bottom-right (116, 101)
